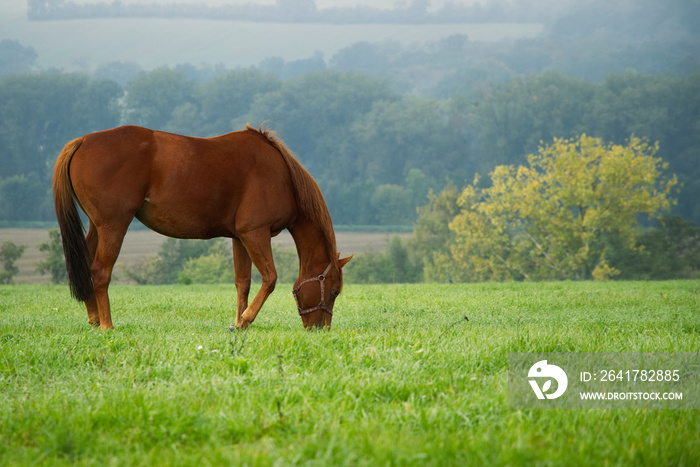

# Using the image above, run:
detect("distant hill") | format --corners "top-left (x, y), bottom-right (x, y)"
top-left (27, 0), bottom-right (561, 24)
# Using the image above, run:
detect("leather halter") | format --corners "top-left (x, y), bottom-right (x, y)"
top-left (293, 262), bottom-right (333, 316)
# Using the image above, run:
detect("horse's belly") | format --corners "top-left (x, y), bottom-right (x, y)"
top-left (134, 197), bottom-right (233, 239)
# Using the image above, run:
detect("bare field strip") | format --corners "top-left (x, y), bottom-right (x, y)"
top-left (0, 228), bottom-right (407, 284)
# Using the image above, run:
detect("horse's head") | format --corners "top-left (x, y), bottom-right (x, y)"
top-left (293, 255), bottom-right (352, 329)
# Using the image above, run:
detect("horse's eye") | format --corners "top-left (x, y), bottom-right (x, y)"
top-left (331, 289), bottom-right (341, 298)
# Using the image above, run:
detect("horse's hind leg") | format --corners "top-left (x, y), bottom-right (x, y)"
top-left (84, 221), bottom-right (100, 328)
top-left (90, 223), bottom-right (129, 330)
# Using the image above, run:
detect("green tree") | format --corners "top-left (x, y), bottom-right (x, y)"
top-left (345, 236), bottom-right (422, 284)
top-left (70, 78), bottom-right (124, 132)
top-left (123, 68), bottom-right (195, 130)
top-left (468, 72), bottom-right (596, 171)
top-left (0, 174), bottom-right (46, 221)
top-left (36, 228), bottom-right (67, 284)
top-left (178, 249), bottom-right (234, 285)
top-left (241, 70), bottom-right (397, 179)
top-left (197, 69), bottom-right (281, 136)
top-left (0, 72), bottom-right (122, 180)
top-left (323, 178), bottom-right (377, 226)
top-left (125, 238), bottom-right (216, 285)
top-left (0, 40), bottom-right (37, 76)
top-left (411, 180), bottom-right (463, 282)
top-left (608, 215), bottom-right (700, 280)
top-left (0, 241), bottom-right (25, 284)
top-left (348, 98), bottom-right (462, 184)
top-left (93, 61), bottom-right (142, 86)
top-left (449, 135), bottom-right (678, 281)
top-left (386, 235), bottom-right (423, 283)
top-left (587, 72), bottom-right (700, 224)
top-left (370, 184), bottom-right (413, 226)
top-left (330, 41), bottom-right (402, 75)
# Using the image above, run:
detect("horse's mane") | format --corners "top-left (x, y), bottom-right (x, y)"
top-left (246, 123), bottom-right (338, 265)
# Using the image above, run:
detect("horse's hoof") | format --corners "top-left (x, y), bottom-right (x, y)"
top-left (231, 320), bottom-right (250, 331)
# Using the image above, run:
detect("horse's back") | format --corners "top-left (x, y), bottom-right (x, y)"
top-left (70, 126), bottom-right (297, 238)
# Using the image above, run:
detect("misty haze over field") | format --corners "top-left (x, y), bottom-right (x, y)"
top-left (2, 0), bottom-right (698, 83)
top-left (2, 0), bottom-right (548, 73)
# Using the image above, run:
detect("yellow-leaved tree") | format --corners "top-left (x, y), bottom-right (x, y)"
top-left (449, 135), bottom-right (678, 281)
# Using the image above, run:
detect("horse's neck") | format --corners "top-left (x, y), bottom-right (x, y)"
top-left (288, 217), bottom-right (332, 277)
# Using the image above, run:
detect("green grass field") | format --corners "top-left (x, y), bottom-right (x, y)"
top-left (1, 281), bottom-right (699, 466)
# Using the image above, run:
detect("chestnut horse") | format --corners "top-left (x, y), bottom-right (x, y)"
top-left (53, 124), bottom-right (352, 330)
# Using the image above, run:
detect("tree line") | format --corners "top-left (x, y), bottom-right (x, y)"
top-left (4, 133), bottom-right (697, 285)
top-left (1, 67), bottom-right (699, 229)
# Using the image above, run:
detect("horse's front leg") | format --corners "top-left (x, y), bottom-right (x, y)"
top-left (231, 238), bottom-right (252, 330)
top-left (236, 229), bottom-right (277, 329)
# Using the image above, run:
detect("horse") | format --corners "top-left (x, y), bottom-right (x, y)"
top-left (52, 124), bottom-right (352, 330)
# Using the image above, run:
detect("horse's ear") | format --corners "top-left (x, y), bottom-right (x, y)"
top-left (338, 254), bottom-right (353, 269)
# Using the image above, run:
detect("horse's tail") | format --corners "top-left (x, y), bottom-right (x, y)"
top-left (246, 123), bottom-right (337, 260)
top-left (53, 138), bottom-right (93, 302)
